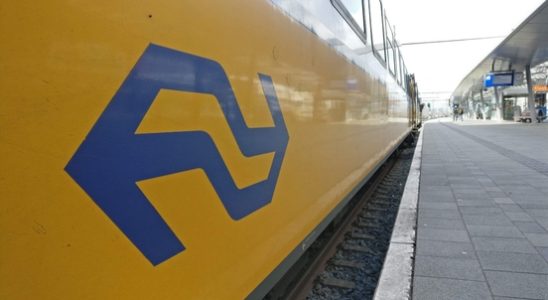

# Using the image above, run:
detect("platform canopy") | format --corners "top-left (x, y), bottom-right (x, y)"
top-left (451, 1), bottom-right (548, 100)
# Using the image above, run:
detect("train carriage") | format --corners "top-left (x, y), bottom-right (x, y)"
top-left (0, 0), bottom-right (420, 298)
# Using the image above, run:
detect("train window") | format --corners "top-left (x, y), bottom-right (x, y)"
top-left (340, 0), bottom-right (364, 30)
top-left (385, 17), bottom-right (396, 76)
top-left (386, 39), bottom-right (395, 75)
top-left (400, 55), bottom-right (406, 87)
top-left (368, 0), bottom-right (385, 62)
top-left (331, 0), bottom-right (367, 43)
top-left (401, 58), bottom-right (407, 91)
top-left (384, 18), bottom-right (397, 76)
top-left (395, 46), bottom-right (402, 85)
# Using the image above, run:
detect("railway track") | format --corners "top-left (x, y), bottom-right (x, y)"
top-left (265, 142), bottom-right (416, 300)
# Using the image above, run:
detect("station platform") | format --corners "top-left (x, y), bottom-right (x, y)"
top-left (412, 120), bottom-right (548, 299)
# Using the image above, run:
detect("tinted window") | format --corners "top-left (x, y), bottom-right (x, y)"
top-left (385, 18), bottom-right (396, 75)
top-left (332, 0), bottom-right (367, 43)
top-left (399, 54), bottom-right (405, 86)
top-left (369, 0), bottom-right (385, 62)
top-left (395, 46), bottom-right (400, 83)
top-left (386, 39), bottom-right (394, 74)
top-left (340, 0), bottom-right (364, 30)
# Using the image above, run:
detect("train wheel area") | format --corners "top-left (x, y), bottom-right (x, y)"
top-left (264, 133), bottom-right (419, 299)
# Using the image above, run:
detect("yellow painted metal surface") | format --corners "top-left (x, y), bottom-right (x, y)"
top-left (0, 0), bottom-right (410, 299)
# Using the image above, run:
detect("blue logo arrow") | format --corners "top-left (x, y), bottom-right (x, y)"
top-left (65, 44), bottom-right (289, 265)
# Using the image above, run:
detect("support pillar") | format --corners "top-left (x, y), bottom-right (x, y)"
top-left (494, 86), bottom-right (501, 120)
top-left (525, 64), bottom-right (536, 119)
top-left (479, 88), bottom-right (485, 119)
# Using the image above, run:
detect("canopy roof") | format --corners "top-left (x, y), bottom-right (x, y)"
top-left (451, 1), bottom-right (548, 99)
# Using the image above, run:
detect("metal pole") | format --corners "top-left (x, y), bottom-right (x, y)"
top-left (399, 35), bottom-right (506, 47)
top-left (470, 91), bottom-right (475, 119)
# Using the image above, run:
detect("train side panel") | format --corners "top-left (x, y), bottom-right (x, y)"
top-left (0, 0), bottom-right (410, 298)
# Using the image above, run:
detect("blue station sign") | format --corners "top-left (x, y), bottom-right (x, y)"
top-left (484, 71), bottom-right (514, 88)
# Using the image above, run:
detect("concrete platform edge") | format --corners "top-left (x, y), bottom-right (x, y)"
top-left (373, 130), bottom-right (422, 300)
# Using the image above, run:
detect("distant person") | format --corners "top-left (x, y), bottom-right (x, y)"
top-left (476, 108), bottom-right (483, 119)
top-left (458, 107), bottom-right (464, 121)
top-left (453, 106), bottom-right (459, 121)
top-left (537, 106), bottom-right (545, 123)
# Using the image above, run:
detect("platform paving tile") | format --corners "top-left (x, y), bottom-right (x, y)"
top-left (536, 218), bottom-right (548, 232)
top-left (416, 240), bottom-right (475, 258)
top-left (513, 221), bottom-right (548, 234)
top-left (485, 186), bottom-right (504, 192)
top-left (412, 276), bottom-right (492, 300)
top-left (421, 177), bottom-right (449, 186)
top-left (471, 237), bottom-right (538, 254)
top-left (419, 196), bottom-right (456, 203)
top-left (457, 199), bottom-right (498, 207)
top-left (414, 255), bottom-right (485, 281)
top-left (514, 196), bottom-right (548, 203)
top-left (446, 171), bottom-right (471, 177)
top-left (500, 187), bottom-right (534, 194)
top-left (459, 207), bottom-right (505, 215)
top-left (538, 247), bottom-right (548, 262)
top-left (421, 173), bottom-right (448, 180)
top-left (466, 225), bottom-right (524, 238)
top-left (488, 191), bottom-right (509, 198)
top-left (450, 183), bottom-right (484, 189)
top-left (504, 211), bottom-right (535, 222)
top-left (455, 193), bottom-right (494, 200)
top-left (484, 271), bottom-right (548, 299)
top-left (418, 217), bottom-right (465, 230)
top-left (419, 189), bottom-right (455, 197)
top-left (508, 194), bottom-right (546, 202)
top-left (513, 198), bottom-right (548, 207)
top-left (450, 180), bottom-right (484, 186)
top-left (420, 186), bottom-right (454, 193)
top-left (493, 297), bottom-right (536, 300)
top-left (454, 191), bottom-right (490, 198)
top-left (526, 179), bottom-right (548, 188)
top-left (524, 233), bottom-right (548, 247)
top-left (418, 202), bottom-right (458, 210)
top-left (507, 188), bottom-right (546, 196)
top-left (463, 214), bottom-right (514, 226)
top-left (476, 251), bottom-right (548, 274)
top-left (417, 228), bottom-right (470, 242)
top-left (499, 204), bottom-right (526, 212)
top-left (420, 185), bottom-right (453, 191)
top-left (479, 182), bottom-right (497, 188)
top-left (421, 170), bottom-right (446, 177)
top-left (527, 209), bottom-right (548, 218)
top-left (419, 209), bottom-right (463, 220)
top-left (520, 204), bottom-right (548, 211)
top-left (420, 167), bottom-right (445, 174)
top-left (493, 197), bottom-right (514, 204)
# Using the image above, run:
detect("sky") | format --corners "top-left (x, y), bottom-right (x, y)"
top-left (381, 0), bottom-right (545, 107)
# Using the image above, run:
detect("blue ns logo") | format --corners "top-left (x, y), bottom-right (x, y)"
top-left (65, 44), bottom-right (289, 266)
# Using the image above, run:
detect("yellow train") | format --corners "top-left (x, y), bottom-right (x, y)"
top-left (0, 0), bottom-right (421, 298)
